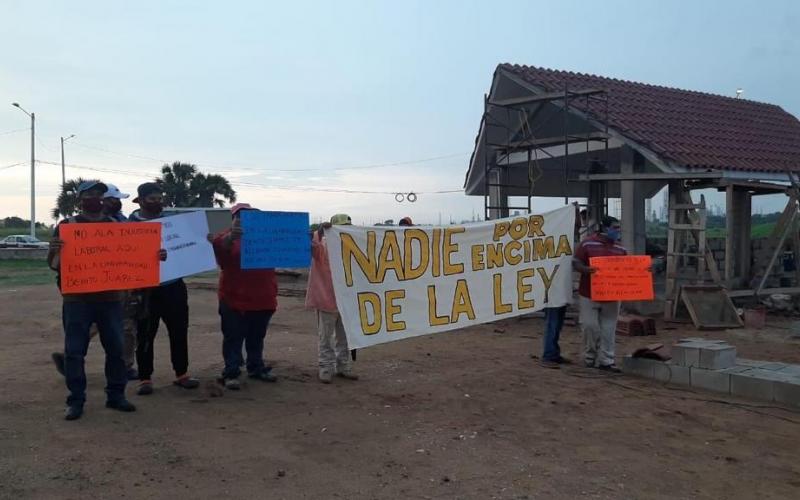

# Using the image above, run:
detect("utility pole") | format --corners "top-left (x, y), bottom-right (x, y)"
top-left (60, 134), bottom-right (75, 186)
top-left (13, 102), bottom-right (35, 238)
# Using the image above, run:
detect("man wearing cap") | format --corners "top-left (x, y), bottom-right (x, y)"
top-left (48, 180), bottom-right (137, 420)
top-left (306, 214), bottom-right (358, 384)
top-left (129, 182), bottom-right (200, 394)
top-left (209, 203), bottom-right (279, 390)
top-left (50, 182), bottom-right (140, 379)
top-left (398, 217), bottom-right (413, 227)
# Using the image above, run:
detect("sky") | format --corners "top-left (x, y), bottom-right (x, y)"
top-left (1, 0), bottom-right (798, 226)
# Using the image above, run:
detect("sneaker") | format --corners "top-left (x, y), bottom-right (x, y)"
top-left (336, 370), bottom-right (359, 381)
top-left (318, 370), bottom-right (333, 384)
top-left (539, 359), bottom-right (561, 369)
top-left (224, 378), bottom-right (241, 390)
top-left (52, 352), bottom-right (65, 377)
top-left (556, 357), bottom-right (573, 365)
top-left (173, 375), bottom-right (200, 389)
top-left (64, 405), bottom-right (83, 421)
top-left (248, 370), bottom-right (277, 382)
top-left (105, 399), bottom-right (137, 412)
top-left (126, 368), bottom-right (139, 381)
top-left (597, 364), bottom-right (622, 374)
top-left (137, 380), bottom-right (154, 396)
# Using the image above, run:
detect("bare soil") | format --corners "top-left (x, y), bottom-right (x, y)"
top-left (1, 281), bottom-right (800, 500)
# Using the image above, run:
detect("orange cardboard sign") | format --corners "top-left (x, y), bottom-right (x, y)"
top-left (589, 255), bottom-right (654, 302)
top-left (60, 222), bottom-right (161, 293)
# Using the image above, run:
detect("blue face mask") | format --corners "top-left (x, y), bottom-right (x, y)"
top-left (605, 228), bottom-right (620, 241)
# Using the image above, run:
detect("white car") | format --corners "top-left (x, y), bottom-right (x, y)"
top-left (0, 234), bottom-right (49, 249)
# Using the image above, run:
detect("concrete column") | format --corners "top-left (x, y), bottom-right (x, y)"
top-left (487, 167), bottom-right (509, 220)
top-left (725, 186), bottom-right (752, 286)
top-left (620, 147), bottom-right (646, 254)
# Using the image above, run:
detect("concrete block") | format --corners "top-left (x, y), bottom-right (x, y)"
top-left (773, 380), bottom-right (800, 408)
top-left (622, 356), bottom-right (657, 378)
top-left (730, 372), bottom-right (775, 402)
top-left (775, 364), bottom-right (800, 377)
top-left (759, 362), bottom-right (789, 371)
top-left (698, 345), bottom-right (737, 370)
top-left (655, 363), bottom-right (691, 386)
top-left (720, 365), bottom-right (753, 375)
top-left (690, 367), bottom-right (731, 394)
top-left (679, 338), bottom-right (727, 344)
top-left (736, 359), bottom-right (771, 368)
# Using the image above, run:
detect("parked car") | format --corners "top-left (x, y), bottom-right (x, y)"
top-left (0, 235), bottom-right (49, 249)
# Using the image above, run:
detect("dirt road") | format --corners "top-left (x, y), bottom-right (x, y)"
top-left (1, 282), bottom-right (800, 499)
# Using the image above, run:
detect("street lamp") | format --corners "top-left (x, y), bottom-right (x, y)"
top-left (61, 134), bottom-right (76, 186)
top-left (12, 102), bottom-right (35, 238)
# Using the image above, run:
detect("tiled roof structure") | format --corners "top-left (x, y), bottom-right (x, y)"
top-left (501, 64), bottom-right (800, 173)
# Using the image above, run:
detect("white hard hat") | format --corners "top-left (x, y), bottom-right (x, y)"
top-left (103, 183), bottom-right (130, 199)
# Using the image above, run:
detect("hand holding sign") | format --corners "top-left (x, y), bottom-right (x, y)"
top-left (589, 255), bottom-right (654, 301)
top-left (240, 210), bottom-right (311, 269)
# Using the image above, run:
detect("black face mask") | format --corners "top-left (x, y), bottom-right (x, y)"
top-left (104, 199), bottom-right (122, 214)
top-left (81, 198), bottom-right (103, 214)
top-left (142, 201), bottom-right (163, 215)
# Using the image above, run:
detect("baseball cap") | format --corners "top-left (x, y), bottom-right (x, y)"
top-left (133, 182), bottom-right (163, 203)
top-left (330, 213), bottom-right (352, 225)
top-left (399, 216), bottom-right (413, 226)
top-left (77, 180), bottom-right (108, 195)
top-left (230, 203), bottom-right (254, 216)
top-left (103, 183), bottom-right (130, 199)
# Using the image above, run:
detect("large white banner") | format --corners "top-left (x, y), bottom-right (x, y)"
top-left (327, 205), bottom-right (575, 349)
top-left (149, 211), bottom-right (217, 282)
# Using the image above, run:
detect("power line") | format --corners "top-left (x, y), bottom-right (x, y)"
top-left (68, 140), bottom-right (469, 173)
top-left (0, 161), bottom-right (26, 171)
top-left (0, 127), bottom-right (30, 137)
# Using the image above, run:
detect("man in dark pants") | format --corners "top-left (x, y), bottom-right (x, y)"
top-left (48, 180), bottom-right (136, 420)
top-left (129, 182), bottom-right (199, 395)
top-left (210, 203), bottom-right (279, 390)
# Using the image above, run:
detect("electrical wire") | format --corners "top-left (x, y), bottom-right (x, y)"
top-left (0, 161), bottom-right (27, 171)
top-left (0, 127), bottom-right (30, 137)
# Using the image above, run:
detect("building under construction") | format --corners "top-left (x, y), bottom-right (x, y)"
top-left (464, 64), bottom-right (800, 321)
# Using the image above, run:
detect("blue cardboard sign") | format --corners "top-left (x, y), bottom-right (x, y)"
top-left (240, 210), bottom-right (311, 269)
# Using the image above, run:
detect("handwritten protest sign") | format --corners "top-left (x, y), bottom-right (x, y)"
top-left (589, 255), bottom-right (654, 301)
top-left (240, 210), bottom-right (311, 269)
top-left (149, 211), bottom-right (216, 282)
top-left (60, 222), bottom-right (161, 293)
top-left (326, 205), bottom-right (575, 349)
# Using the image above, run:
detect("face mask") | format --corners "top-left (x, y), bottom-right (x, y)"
top-left (142, 201), bottom-right (163, 214)
top-left (81, 197), bottom-right (103, 214)
top-left (606, 228), bottom-right (621, 241)
top-left (104, 199), bottom-right (122, 214)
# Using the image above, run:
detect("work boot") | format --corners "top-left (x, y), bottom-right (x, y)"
top-left (318, 369), bottom-right (333, 384)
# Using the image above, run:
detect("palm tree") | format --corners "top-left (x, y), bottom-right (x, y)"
top-left (156, 161), bottom-right (237, 208)
top-left (52, 177), bottom-right (97, 220)
top-left (190, 172), bottom-right (237, 207)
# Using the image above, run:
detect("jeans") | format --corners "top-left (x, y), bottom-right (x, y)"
top-left (136, 280), bottom-right (190, 380)
top-left (62, 300), bottom-right (127, 406)
top-left (542, 306), bottom-right (567, 362)
top-left (219, 301), bottom-right (274, 379)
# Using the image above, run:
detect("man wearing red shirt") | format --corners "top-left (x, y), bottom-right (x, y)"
top-left (211, 203), bottom-right (279, 390)
top-left (573, 215), bottom-right (627, 372)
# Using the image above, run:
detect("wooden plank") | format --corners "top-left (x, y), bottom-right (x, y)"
top-left (728, 287), bottom-right (800, 298)
top-left (489, 88), bottom-right (606, 107)
top-left (757, 210), bottom-right (797, 294)
top-left (580, 172), bottom-right (723, 182)
top-left (681, 285), bottom-right (743, 329)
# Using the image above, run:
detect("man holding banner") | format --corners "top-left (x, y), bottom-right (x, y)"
top-left (47, 181), bottom-right (138, 420)
top-left (306, 214), bottom-right (359, 384)
top-left (129, 183), bottom-right (200, 395)
top-left (573, 215), bottom-right (627, 372)
top-left (210, 203), bottom-right (279, 389)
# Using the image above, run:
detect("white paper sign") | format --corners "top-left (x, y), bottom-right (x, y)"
top-left (150, 211), bottom-right (217, 282)
top-left (326, 205), bottom-right (575, 349)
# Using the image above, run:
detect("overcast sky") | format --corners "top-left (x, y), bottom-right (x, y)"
top-left (1, 0), bottom-right (798, 226)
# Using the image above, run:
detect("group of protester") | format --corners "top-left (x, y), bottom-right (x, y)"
top-left (47, 180), bottom-right (389, 420)
top-left (47, 179), bottom-right (626, 422)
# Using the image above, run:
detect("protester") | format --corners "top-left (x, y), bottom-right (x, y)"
top-left (573, 215), bottom-right (627, 372)
top-left (398, 216), bottom-right (413, 226)
top-left (47, 180), bottom-right (137, 420)
top-left (306, 214), bottom-right (358, 384)
top-left (209, 203), bottom-right (279, 390)
top-left (129, 182), bottom-right (199, 394)
top-left (50, 182), bottom-right (139, 380)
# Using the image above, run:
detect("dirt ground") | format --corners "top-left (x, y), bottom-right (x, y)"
top-left (2, 279), bottom-right (800, 500)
